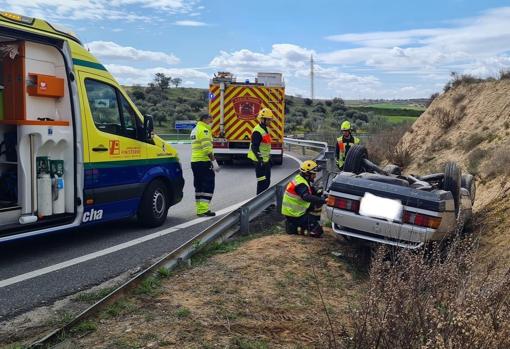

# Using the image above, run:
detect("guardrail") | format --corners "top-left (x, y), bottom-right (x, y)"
top-left (31, 138), bottom-right (336, 348)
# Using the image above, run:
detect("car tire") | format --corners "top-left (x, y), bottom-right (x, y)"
top-left (138, 179), bottom-right (169, 228)
top-left (461, 174), bottom-right (476, 204)
top-left (343, 145), bottom-right (368, 174)
top-left (383, 164), bottom-right (401, 176)
top-left (442, 162), bottom-right (462, 214)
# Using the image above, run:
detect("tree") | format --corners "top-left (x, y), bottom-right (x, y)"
top-left (303, 119), bottom-right (315, 132)
top-left (188, 100), bottom-right (204, 112)
top-left (153, 73), bottom-right (171, 91)
top-left (304, 98), bottom-right (313, 106)
top-left (131, 89), bottom-right (145, 100)
top-left (172, 77), bottom-right (182, 88)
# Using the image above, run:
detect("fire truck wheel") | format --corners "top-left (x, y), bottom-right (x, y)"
top-left (138, 179), bottom-right (169, 228)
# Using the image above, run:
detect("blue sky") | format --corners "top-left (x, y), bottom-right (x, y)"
top-left (4, 0), bottom-right (510, 99)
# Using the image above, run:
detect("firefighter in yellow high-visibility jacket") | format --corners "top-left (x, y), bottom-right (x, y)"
top-left (247, 108), bottom-right (274, 194)
top-left (336, 120), bottom-right (360, 169)
top-left (281, 160), bottom-right (326, 237)
top-left (191, 114), bottom-right (220, 216)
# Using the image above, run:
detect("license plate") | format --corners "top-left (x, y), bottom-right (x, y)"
top-left (359, 192), bottom-right (403, 222)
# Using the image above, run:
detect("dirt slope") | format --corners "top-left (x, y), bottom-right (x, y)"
top-left (400, 79), bottom-right (510, 268)
top-left (70, 233), bottom-right (360, 348)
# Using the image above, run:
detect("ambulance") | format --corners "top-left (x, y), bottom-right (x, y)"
top-left (0, 12), bottom-right (184, 242)
top-left (208, 72), bottom-right (285, 165)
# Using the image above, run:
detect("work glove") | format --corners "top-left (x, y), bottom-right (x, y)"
top-left (212, 160), bottom-right (220, 173)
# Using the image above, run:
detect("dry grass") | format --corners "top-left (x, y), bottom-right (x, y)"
top-left (431, 107), bottom-right (457, 129)
top-left (365, 124), bottom-right (411, 168)
top-left (484, 142), bottom-right (510, 178)
top-left (343, 236), bottom-right (510, 349)
top-left (71, 232), bottom-right (360, 348)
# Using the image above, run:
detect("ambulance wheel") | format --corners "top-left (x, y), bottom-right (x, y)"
top-left (138, 179), bottom-right (169, 228)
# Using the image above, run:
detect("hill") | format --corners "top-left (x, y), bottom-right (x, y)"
top-left (400, 77), bottom-right (510, 269)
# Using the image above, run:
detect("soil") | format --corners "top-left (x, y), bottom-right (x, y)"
top-left (399, 79), bottom-right (510, 270)
top-left (65, 230), bottom-right (363, 349)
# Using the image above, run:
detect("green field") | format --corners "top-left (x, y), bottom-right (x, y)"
top-left (367, 103), bottom-right (425, 111)
top-left (386, 115), bottom-right (419, 124)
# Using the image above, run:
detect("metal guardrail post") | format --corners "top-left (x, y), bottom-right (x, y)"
top-left (276, 184), bottom-right (285, 215)
top-left (239, 206), bottom-right (250, 235)
top-left (302, 145), bottom-right (306, 156)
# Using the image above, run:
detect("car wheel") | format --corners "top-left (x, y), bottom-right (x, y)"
top-left (442, 162), bottom-right (462, 214)
top-left (343, 145), bottom-right (368, 174)
top-left (138, 179), bottom-right (169, 228)
top-left (461, 173), bottom-right (476, 204)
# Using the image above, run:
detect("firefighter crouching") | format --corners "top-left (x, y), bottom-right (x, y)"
top-left (247, 108), bottom-right (274, 195)
top-left (191, 114), bottom-right (220, 217)
top-left (336, 120), bottom-right (360, 169)
top-left (281, 160), bottom-right (326, 238)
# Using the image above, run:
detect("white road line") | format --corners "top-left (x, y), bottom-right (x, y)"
top-left (0, 200), bottom-right (250, 289)
top-left (283, 152), bottom-right (303, 165)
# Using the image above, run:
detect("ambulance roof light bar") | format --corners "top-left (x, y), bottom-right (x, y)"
top-left (1, 11), bottom-right (35, 25)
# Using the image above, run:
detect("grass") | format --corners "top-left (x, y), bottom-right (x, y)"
top-left (175, 307), bottom-right (191, 319)
top-left (74, 286), bottom-right (117, 304)
top-left (102, 298), bottom-right (137, 318)
top-left (231, 337), bottom-right (269, 349)
top-left (366, 102), bottom-right (425, 111)
top-left (386, 115), bottom-right (419, 124)
top-left (71, 320), bottom-right (97, 335)
top-left (134, 275), bottom-right (162, 296)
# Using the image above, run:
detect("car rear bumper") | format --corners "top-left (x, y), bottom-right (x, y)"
top-left (325, 206), bottom-right (450, 249)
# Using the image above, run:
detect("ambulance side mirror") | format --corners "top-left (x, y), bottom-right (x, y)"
top-left (143, 114), bottom-right (154, 141)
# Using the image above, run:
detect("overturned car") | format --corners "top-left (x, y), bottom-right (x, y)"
top-left (325, 145), bottom-right (476, 249)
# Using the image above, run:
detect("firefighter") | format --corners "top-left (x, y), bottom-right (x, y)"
top-left (281, 160), bottom-right (326, 238)
top-left (191, 114), bottom-right (220, 217)
top-left (247, 108), bottom-right (274, 194)
top-left (336, 120), bottom-right (361, 169)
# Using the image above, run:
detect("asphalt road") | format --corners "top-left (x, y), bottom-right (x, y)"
top-left (0, 144), bottom-right (299, 320)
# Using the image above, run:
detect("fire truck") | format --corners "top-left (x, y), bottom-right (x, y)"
top-left (208, 72), bottom-right (285, 165)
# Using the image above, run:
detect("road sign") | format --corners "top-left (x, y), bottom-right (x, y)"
top-left (175, 120), bottom-right (197, 130)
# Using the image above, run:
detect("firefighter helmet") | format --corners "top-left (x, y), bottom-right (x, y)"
top-left (300, 160), bottom-right (320, 174)
top-left (341, 120), bottom-right (351, 131)
top-left (258, 108), bottom-right (274, 121)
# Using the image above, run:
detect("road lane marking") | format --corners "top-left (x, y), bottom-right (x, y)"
top-left (283, 153), bottom-right (303, 165)
top-left (0, 200), bottom-right (250, 289)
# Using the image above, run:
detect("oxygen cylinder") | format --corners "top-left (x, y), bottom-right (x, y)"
top-left (51, 160), bottom-right (65, 214)
top-left (36, 156), bottom-right (52, 217)
top-left (37, 173), bottom-right (52, 216)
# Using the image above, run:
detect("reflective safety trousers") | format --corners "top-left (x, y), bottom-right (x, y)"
top-left (337, 136), bottom-right (360, 168)
top-left (281, 174), bottom-right (311, 217)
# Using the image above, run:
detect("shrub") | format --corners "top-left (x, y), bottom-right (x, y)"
top-left (462, 133), bottom-right (485, 151)
top-left (342, 237), bottom-right (510, 349)
top-left (444, 72), bottom-right (484, 92)
top-left (365, 123), bottom-right (410, 166)
top-left (499, 69), bottom-right (510, 80)
top-left (425, 92), bottom-right (440, 108)
top-left (484, 142), bottom-right (510, 178)
top-left (304, 98), bottom-right (313, 106)
top-left (467, 148), bottom-right (486, 175)
top-left (452, 93), bottom-right (465, 106)
top-left (431, 107), bottom-right (456, 129)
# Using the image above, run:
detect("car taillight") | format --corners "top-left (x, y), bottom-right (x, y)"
top-left (403, 211), bottom-right (442, 229)
top-left (213, 141), bottom-right (228, 148)
top-left (326, 195), bottom-right (360, 213)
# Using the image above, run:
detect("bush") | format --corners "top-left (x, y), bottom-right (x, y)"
top-left (461, 133), bottom-right (485, 151)
top-left (499, 69), bottom-right (510, 80)
top-left (484, 142), bottom-right (510, 178)
top-left (431, 107), bottom-right (456, 129)
top-left (304, 98), bottom-right (313, 106)
top-left (452, 93), bottom-right (466, 106)
top-left (425, 92), bottom-right (440, 108)
top-left (444, 72), bottom-right (484, 92)
top-left (467, 148), bottom-right (486, 175)
top-left (343, 238), bottom-right (510, 349)
top-left (365, 123), bottom-right (410, 166)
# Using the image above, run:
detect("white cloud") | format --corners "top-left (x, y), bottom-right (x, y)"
top-left (322, 6), bottom-right (510, 76)
top-left (105, 64), bottom-right (209, 86)
top-left (174, 20), bottom-right (207, 26)
top-left (1, 0), bottom-right (202, 22)
top-left (86, 41), bottom-right (180, 65)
